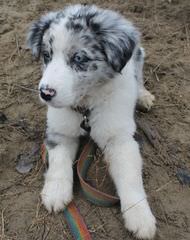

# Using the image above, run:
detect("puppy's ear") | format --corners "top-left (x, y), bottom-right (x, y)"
top-left (27, 12), bottom-right (57, 59)
top-left (92, 11), bottom-right (140, 72)
top-left (101, 33), bottom-right (137, 73)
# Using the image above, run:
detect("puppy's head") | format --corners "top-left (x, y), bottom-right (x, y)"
top-left (27, 4), bottom-right (140, 108)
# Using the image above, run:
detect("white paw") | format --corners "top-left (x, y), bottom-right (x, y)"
top-left (123, 201), bottom-right (156, 239)
top-left (41, 179), bottom-right (73, 212)
top-left (138, 90), bottom-right (155, 111)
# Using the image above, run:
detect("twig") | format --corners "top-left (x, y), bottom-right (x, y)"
top-left (60, 218), bottom-right (71, 239)
top-left (1, 209), bottom-right (5, 240)
top-left (122, 197), bottom-right (147, 214)
top-left (152, 50), bottom-right (178, 73)
top-left (95, 154), bottom-right (98, 187)
top-left (15, 33), bottom-right (21, 57)
top-left (0, 177), bottom-right (25, 194)
top-left (35, 198), bottom-right (41, 219)
top-left (136, 120), bottom-right (158, 148)
top-left (158, 199), bottom-right (170, 233)
top-left (13, 84), bottom-right (39, 93)
top-left (0, 190), bottom-right (28, 198)
top-left (185, 24), bottom-right (190, 48)
top-left (42, 225), bottom-right (51, 240)
top-left (0, 101), bottom-right (16, 110)
top-left (155, 180), bottom-right (173, 192)
top-left (27, 164), bottom-right (44, 185)
top-left (98, 163), bottom-right (109, 188)
top-left (154, 71), bottom-right (160, 82)
top-left (153, 103), bottom-right (180, 108)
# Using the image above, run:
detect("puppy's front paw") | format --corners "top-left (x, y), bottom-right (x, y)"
top-left (138, 89), bottom-right (155, 111)
top-left (41, 179), bottom-right (72, 212)
top-left (123, 201), bottom-right (156, 239)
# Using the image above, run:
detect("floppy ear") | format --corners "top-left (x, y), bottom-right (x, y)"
top-left (91, 11), bottom-right (140, 72)
top-left (27, 12), bottom-right (57, 59)
top-left (100, 33), bottom-right (137, 73)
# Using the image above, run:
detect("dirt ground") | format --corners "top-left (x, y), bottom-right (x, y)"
top-left (0, 0), bottom-right (190, 239)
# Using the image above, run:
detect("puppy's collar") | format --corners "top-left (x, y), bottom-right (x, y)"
top-left (71, 106), bottom-right (91, 133)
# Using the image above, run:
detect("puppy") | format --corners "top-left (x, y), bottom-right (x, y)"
top-left (27, 4), bottom-right (156, 239)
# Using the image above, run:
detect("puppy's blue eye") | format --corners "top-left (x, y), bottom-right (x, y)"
top-left (43, 52), bottom-right (51, 63)
top-left (73, 52), bottom-right (90, 64)
top-left (74, 54), bottom-right (82, 62)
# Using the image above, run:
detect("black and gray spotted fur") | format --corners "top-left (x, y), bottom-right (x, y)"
top-left (27, 4), bottom-right (140, 74)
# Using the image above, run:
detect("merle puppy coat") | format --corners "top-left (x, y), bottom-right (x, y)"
top-left (28, 4), bottom-right (156, 239)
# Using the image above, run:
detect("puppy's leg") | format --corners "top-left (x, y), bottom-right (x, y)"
top-left (104, 136), bottom-right (156, 239)
top-left (135, 47), bottom-right (155, 111)
top-left (41, 137), bottom-right (78, 212)
top-left (41, 107), bottom-right (81, 212)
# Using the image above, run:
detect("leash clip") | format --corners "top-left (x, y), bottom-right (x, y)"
top-left (80, 114), bottom-right (91, 133)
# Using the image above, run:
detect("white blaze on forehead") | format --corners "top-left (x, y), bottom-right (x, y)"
top-left (46, 20), bottom-right (90, 56)
top-left (46, 18), bottom-right (70, 52)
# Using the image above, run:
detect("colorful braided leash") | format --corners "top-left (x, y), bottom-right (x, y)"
top-left (41, 139), bottom-right (119, 240)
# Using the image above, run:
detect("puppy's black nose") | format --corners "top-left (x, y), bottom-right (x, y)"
top-left (40, 86), bottom-right (56, 101)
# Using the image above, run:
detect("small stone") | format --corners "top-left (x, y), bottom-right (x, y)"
top-left (16, 157), bottom-right (34, 174)
top-left (16, 145), bottom-right (40, 174)
top-left (176, 168), bottom-right (190, 186)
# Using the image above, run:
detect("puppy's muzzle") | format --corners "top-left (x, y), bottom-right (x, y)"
top-left (40, 85), bottom-right (56, 101)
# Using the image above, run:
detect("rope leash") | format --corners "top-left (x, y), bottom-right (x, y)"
top-left (41, 139), bottom-right (119, 240)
